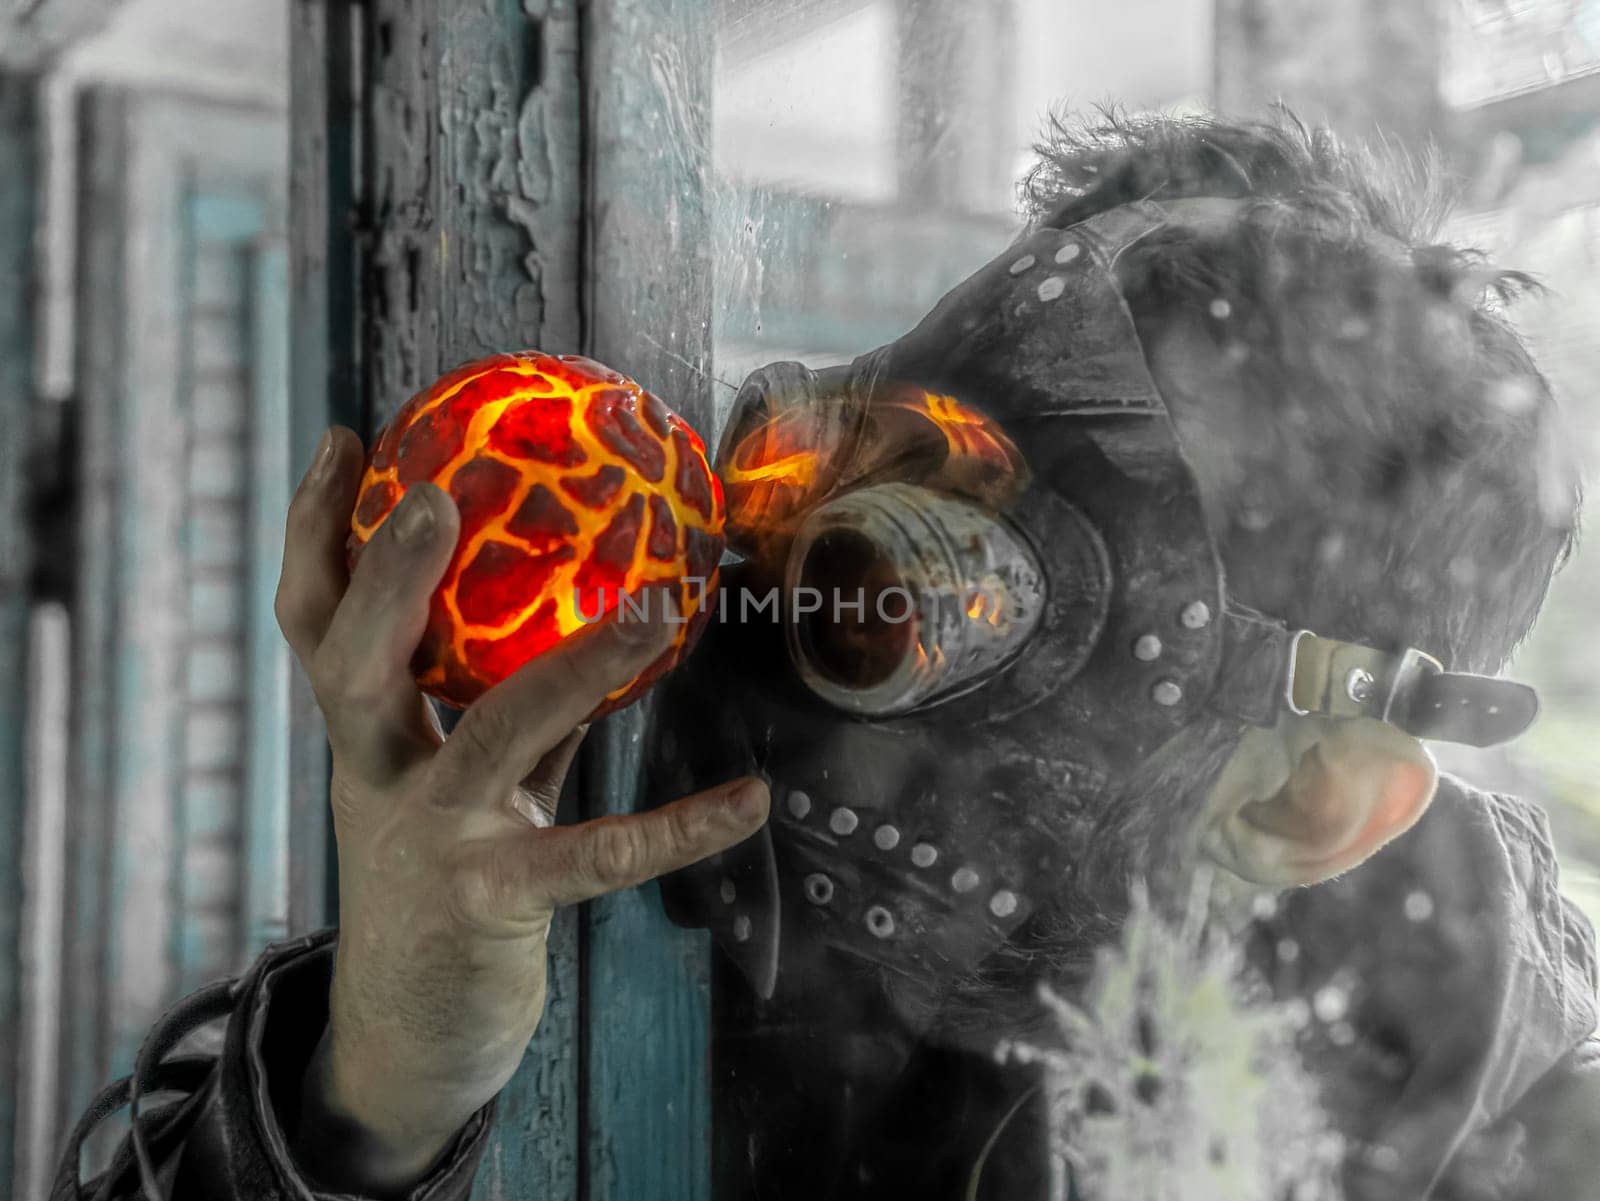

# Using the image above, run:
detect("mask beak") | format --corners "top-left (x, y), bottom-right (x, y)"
top-left (717, 362), bottom-right (865, 561)
top-left (718, 360), bottom-right (1030, 566)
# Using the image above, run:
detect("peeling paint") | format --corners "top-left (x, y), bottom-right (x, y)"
top-left (356, 3), bottom-right (588, 1197)
top-left (436, 0), bottom-right (581, 371)
top-left (366, 0), bottom-right (441, 415)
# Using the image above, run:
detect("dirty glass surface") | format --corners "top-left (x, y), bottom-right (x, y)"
top-left (670, 2), bottom-right (1600, 1198)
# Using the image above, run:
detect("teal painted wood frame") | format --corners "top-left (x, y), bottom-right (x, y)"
top-left (301, 0), bottom-right (590, 1193)
top-left (582, 1), bottom-right (717, 1197)
top-left (287, 0), bottom-right (360, 938)
top-left (172, 184), bottom-right (288, 992)
top-left (64, 89), bottom-right (289, 1150)
top-left (296, 0), bottom-right (719, 1193)
top-left (0, 66), bottom-right (41, 1201)
top-left (245, 236), bottom-right (293, 953)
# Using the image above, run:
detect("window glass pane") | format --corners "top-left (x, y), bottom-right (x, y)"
top-left (1444, 0), bottom-right (1600, 106)
top-left (709, 0), bottom-right (1211, 386)
top-left (694, 4), bottom-right (1600, 1196)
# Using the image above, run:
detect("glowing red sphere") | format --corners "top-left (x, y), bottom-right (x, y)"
top-left (349, 352), bottom-right (724, 716)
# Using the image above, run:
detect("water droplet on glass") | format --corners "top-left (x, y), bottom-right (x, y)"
top-left (1313, 985), bottom-right (1349, 1023)
top-left (1369, 1144), bottom-right (1402, 1172)
top-left (1489, 377), bottom-right (1538, 413)
top-left (1404, 890), bottom-right (1434, 922)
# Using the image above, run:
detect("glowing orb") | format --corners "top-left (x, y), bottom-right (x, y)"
top-left (349, 351), bottom-right (724, 716)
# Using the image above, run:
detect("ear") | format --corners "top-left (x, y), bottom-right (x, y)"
top-left (1199, 713), bottom-right (1439, 887)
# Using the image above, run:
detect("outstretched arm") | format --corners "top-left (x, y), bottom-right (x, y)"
top-left (272, 426), bottom-right (769, 1193)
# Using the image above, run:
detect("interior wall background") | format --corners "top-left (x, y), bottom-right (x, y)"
top-left (2, 2), bottom-right (292, 1195)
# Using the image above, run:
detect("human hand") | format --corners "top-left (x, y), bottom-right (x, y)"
top-left (273, 426), bottom-right (769, 1193)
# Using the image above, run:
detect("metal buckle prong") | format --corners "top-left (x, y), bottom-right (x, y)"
top-left (1381, 646), bottom-right (1444, 726)
top-left (1284, 628), bottom-right (1314, 717)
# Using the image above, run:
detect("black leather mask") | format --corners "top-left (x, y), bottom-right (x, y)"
top-left (646, 199), bottom-right (1539, 1003)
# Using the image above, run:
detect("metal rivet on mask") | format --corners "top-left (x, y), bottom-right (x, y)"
top-left (989, 890), bottom-right (1019, 918)
top-left (787, 790), bottom-right (812, 820)
top-left (951, 866), bottom-right (980, 893)
top-left (1055, 242), bottom-right (1082, 265)
top-left (1037, 275), bottom-right (1067, 303)
top-left (719, 878), bottom-right (736, 905)
top-left (874, 824), bottom-right (901, 850)
top-left (865, 906), bottom-right (895, 938)
top-left (1152, 679), bottom-right (1183, 706)
top-left (804, 873), bottom-right (835, 905)
top-left (733, 914), bottom-right (752, 942)
top-left (1132, 633), bottom-right (1163, 661)
top-left (1180, 601), bottom-right (1212, 629)
top-left (1008, 254), bottom-right (1036, 275)
top-left (910, 843), bottom-right (938, 868)
top-left (829, 807), bottom-right (859, 836)
top-left (1346, 667), bottom-right (1376, 704)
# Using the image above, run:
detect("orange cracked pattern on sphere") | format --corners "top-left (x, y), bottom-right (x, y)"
top-left (348, 351), bottom-right (725, 717)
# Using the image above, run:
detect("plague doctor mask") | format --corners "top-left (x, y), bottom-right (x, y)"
top-left (645, 199), bottom-right (1540, 1002)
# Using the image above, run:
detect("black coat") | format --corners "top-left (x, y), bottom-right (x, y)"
top-left (52, 777), bottom-right (1600, 1200)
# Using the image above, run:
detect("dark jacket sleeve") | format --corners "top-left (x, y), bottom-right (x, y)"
top-left (51, 929), bottom-right (496, 1201)
top-left (1461, 1037), bottom-right (1600, 1201)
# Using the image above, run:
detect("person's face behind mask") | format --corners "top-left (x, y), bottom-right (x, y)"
top-left (645, 198), bottom-right (1522, 1011)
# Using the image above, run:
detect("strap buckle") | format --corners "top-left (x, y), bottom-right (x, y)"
top-left (1383, 646), bottom-right (1444, 725)
top-left (1287, 629), bottom-right (1442, 723)
top-left (1283, 629), bottom-right (1314, 717)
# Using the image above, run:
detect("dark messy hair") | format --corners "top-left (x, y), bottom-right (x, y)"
top-left (1025, 108), bottom-right (1580, 674)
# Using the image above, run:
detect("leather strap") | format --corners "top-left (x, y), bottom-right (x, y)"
top-left (1406, 670), bottom-right (1540, 746)
top-left (1213, 606), bottom-right (1539, 748)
